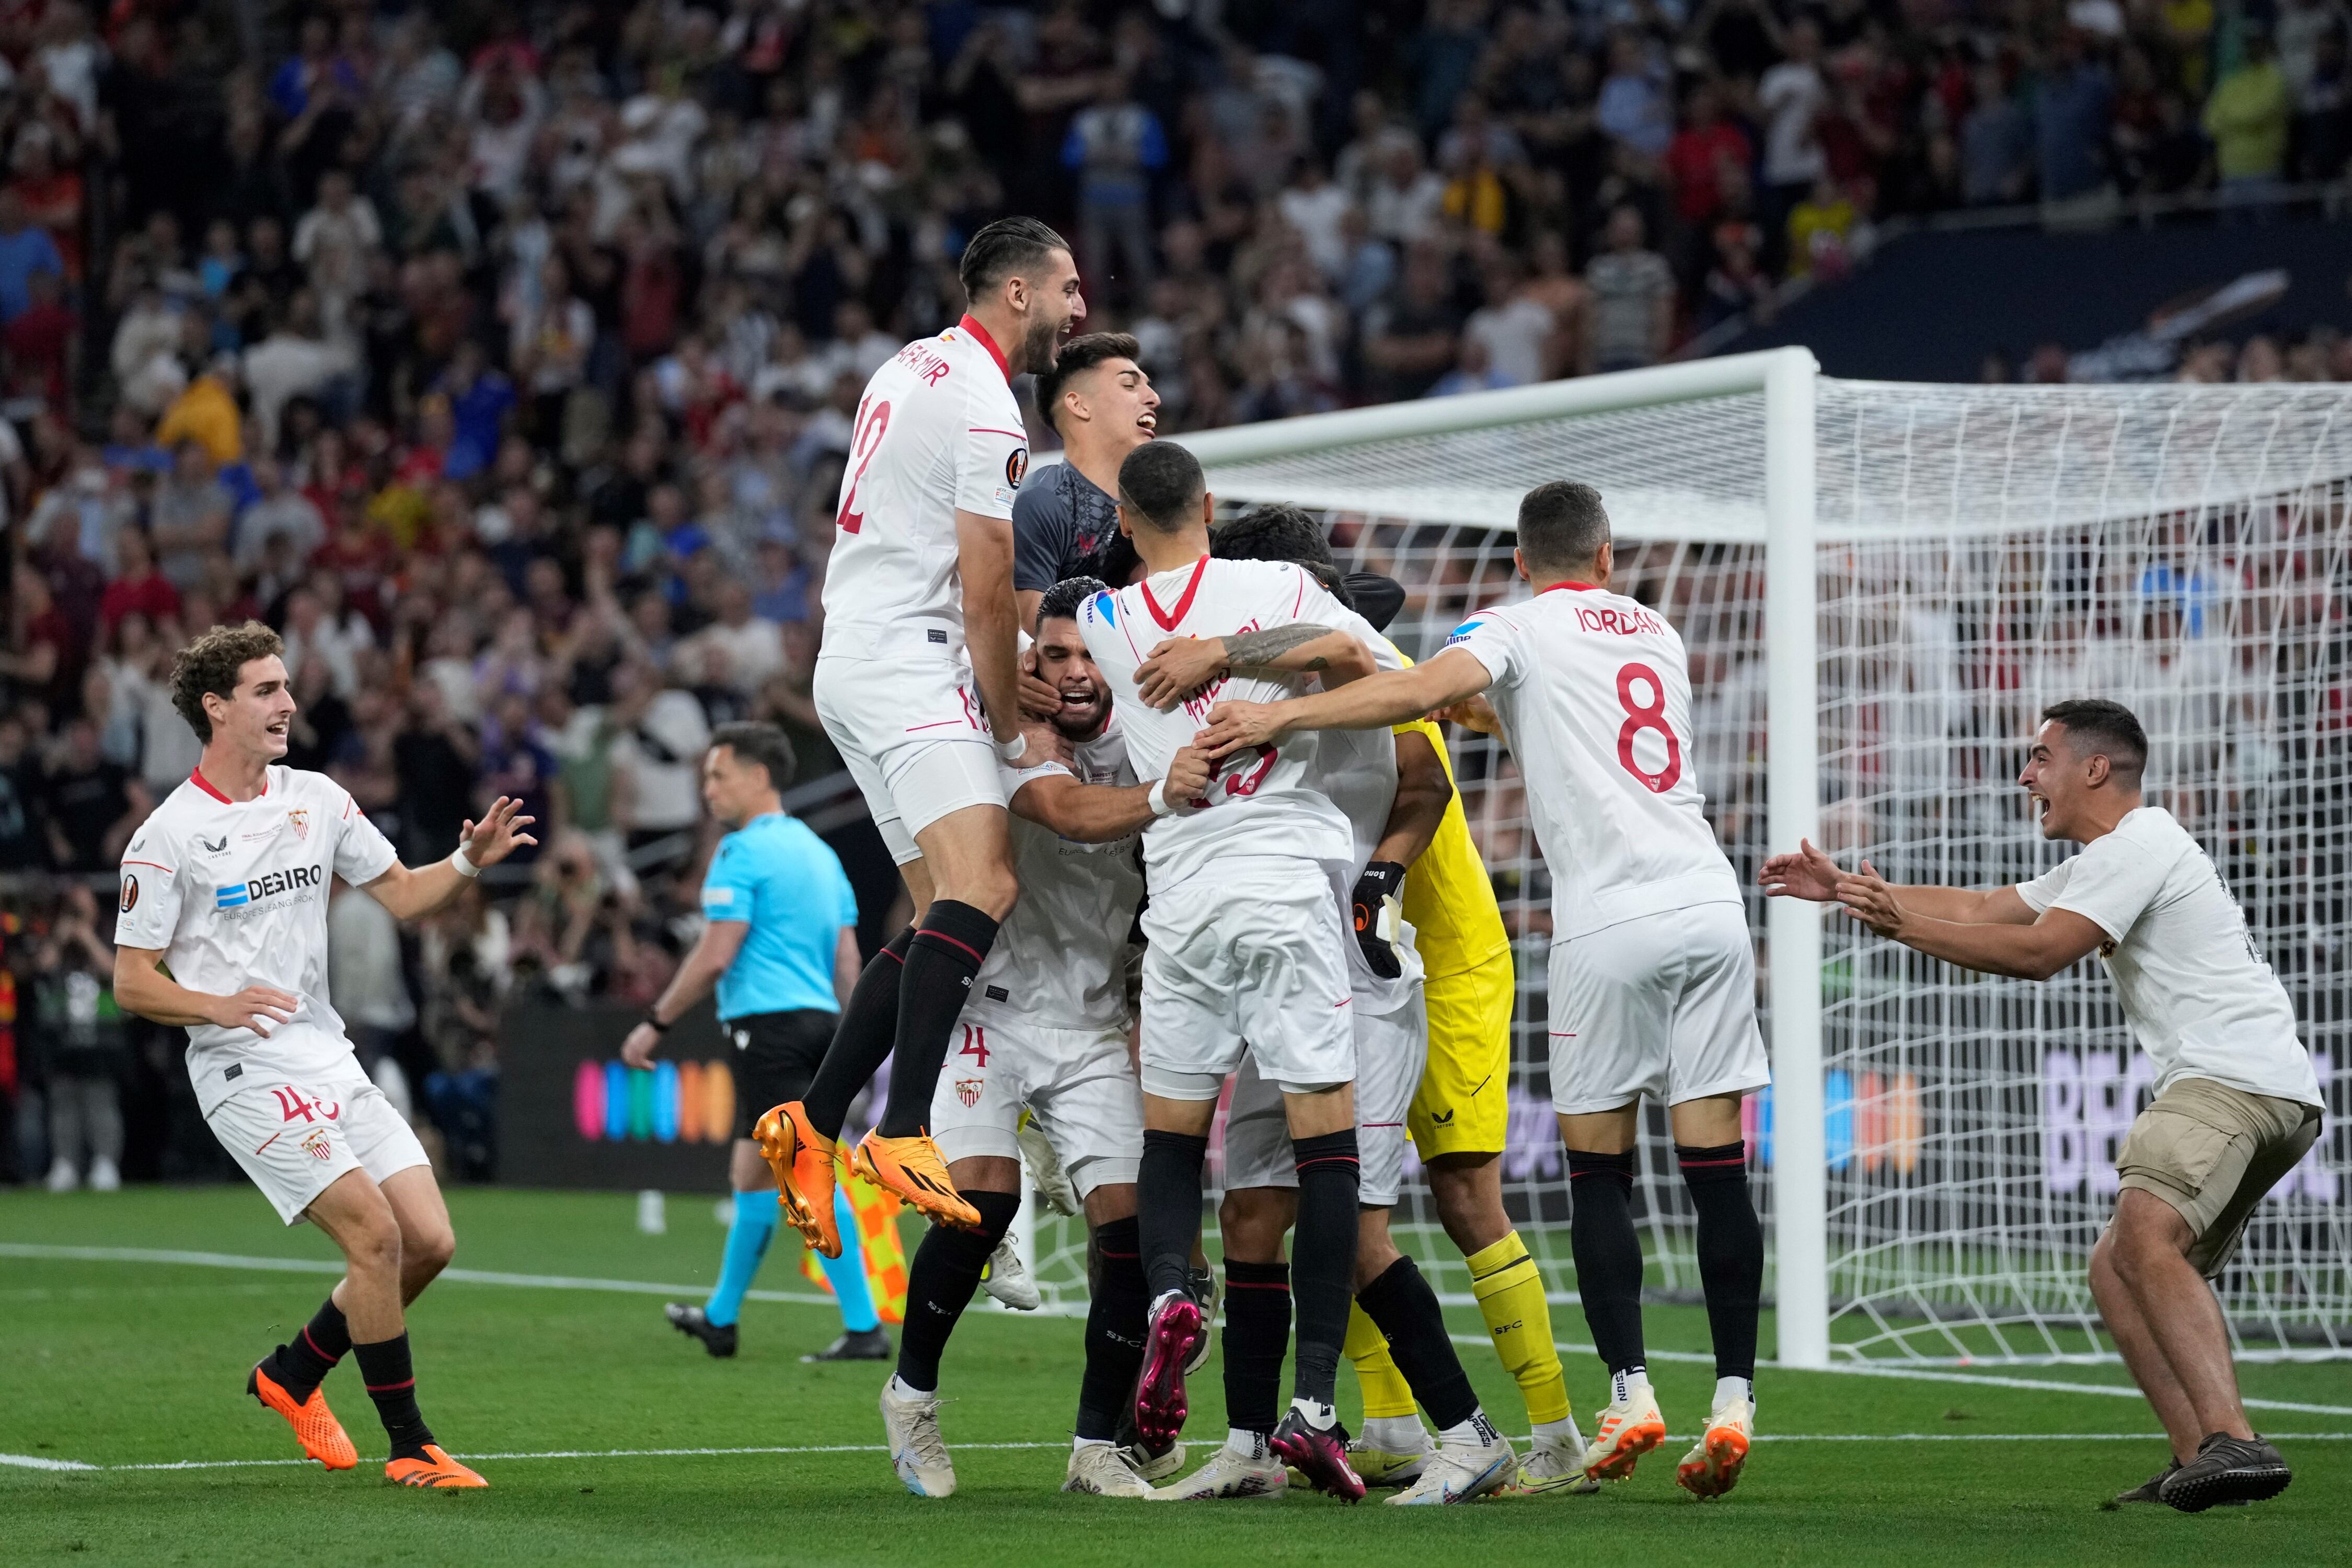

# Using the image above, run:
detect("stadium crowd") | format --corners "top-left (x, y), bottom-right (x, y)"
top-left (5, 0), bottom-right (2352, 1190)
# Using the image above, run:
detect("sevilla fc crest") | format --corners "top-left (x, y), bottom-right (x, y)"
top-left (287, 809), bottom-right (310, 841)
top-left (955, 1079), bottom-right (984, 1109)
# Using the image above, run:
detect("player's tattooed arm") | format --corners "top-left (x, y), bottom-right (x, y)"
top-left (1134, 625), bottom-right (1376, 709)
top-left (1195, 647), bottom-right (1495, 758)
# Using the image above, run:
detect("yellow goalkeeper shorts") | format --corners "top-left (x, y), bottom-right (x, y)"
top-left (1408, 950), bottom-right (1513, 1159)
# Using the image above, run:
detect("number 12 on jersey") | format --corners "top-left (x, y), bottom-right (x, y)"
top-left (834, 397), bottom-right (893, 533)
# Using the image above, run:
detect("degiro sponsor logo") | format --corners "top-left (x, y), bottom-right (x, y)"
top-left (573, 1059), bottom-right (737, 1145)
top-left (215, 863), bottom-right (325, 913)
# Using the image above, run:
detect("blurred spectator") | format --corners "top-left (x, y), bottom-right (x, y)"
top-left (24, 884), bottom-right (125, 1193)
top-left (2037, 31), bottom-right (2117, 202)
top-left (2205, 25), bottom-right (2293, 208)
top-left (0, 186), bottom-right (62, 324)
top-left (1584, 207), bottom-right (1675, 373)
top-left (41, 718), bottom-right (147, 872)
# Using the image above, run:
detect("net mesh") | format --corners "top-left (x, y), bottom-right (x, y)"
top-left (1020, 377), bottom-right (2352, 1366)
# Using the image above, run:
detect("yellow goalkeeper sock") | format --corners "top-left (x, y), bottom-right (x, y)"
top-left (1469, 1230), bottom-right (1571, 1426)
top-left (1344, 1300), bottom-right (1421, 1421)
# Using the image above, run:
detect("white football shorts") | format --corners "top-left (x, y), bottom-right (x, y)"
top-left (813, 647), bottom-right (1006, 865)
top-left (205, 1055), bottom-right (431, 1225)
top-left (1137, 859), bottom-right (1356, 1098)
top-left (929, 1004), bottom-right (1143, 1199)
top-left (1223, 982), bottom-right (1427, 1207)
top-left (1547, 900), bottom-right (1770, 1115)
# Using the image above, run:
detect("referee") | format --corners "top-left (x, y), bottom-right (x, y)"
top-left (624, 722), bottom-right (885, 1363)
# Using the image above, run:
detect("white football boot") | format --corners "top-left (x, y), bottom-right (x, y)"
top-left (1389, 1425), bottom-right (1516, 1506)
top-left (1063, 1443), bottom-right (1154, 1497)
top-left (1154, 1433), bottom-right (1289, 1501)
top-left (1515, 1421), bottom-right (1601, 1495)
top-left (879, 1377), bottom-right (956, 1498)
top-left (980, 1233), bottom-right (1040, 1311)
top-left (1676, 1394), bottom-right (1754, 1499)
top-left (1581, 1380), bottom-right (1667, 1483)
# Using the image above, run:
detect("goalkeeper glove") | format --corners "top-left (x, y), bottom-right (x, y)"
top-left (1351, 861), bottom-right (1407, 979)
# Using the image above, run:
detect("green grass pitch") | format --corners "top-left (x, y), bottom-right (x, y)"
top-left (4, 1186), bottom-right (2347, 1566)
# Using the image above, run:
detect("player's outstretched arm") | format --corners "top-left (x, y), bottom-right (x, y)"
top-left (621, 918), bottom-right (751, 1067)
top-left (1763, 837), bottom-right (2037, 924)
top-left (361, 797), bottom-right (538, 922)
top-left (113, 945), bottom-right (297, 1035)
top-left (1010, 745), bottom-right (1215, 841)
top-left (1196, 647), bottom-right (1493, 759)
top-left (1133, 624), bottom-right (1377, 710)
top-left (1832, 859), bottom-right (2103, 981)
top-left (956, 508), bottom-right (1025, 746)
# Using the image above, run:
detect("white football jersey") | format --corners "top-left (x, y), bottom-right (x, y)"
top-left (1078, 556), bottom-right (1381, 889)
top-left (114, 766), bottom-right (400, 1115)
top-left (818, 314), bottom-right (1030, 659)
top-left (981, 720), bottom-right (1146, 1031)
top-left (1316, 635), bottom-right (1423, 1011)
top-left (1445, 584), bottom-right (1742, 939)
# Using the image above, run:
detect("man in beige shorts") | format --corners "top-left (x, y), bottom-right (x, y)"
top-left (1764, 698), bottom-right (2322, 1514)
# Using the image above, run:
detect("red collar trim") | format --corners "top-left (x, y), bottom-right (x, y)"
top-left (957, 314), bottom-right (1011, 382)
top-left (1537, 581), bottom-right (1604, 595)
top-left (1139, 555), bottom-right (1211, 631)
top-left (190, 767), bottom-right (263, 803)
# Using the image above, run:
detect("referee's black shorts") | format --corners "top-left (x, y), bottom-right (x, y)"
top-left (724, 1009), bottom-right (839, 1140)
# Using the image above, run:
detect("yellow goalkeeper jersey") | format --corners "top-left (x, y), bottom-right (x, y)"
top-left (1387, 651), bottom-right (1511, 982)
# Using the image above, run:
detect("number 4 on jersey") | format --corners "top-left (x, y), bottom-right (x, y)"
top-left (957, 1022), bottom-right (989, 1068)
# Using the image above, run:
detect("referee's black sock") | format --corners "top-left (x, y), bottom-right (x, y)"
top-left (1076, 1217), bottom-right (1148, 1442)
top-left (801, 927), bottom-right (914, 1140)
top-left (893, 1190), bottom-right (1020, 1393)
top-left (263, 1295), bottom-right (350, 1403)
top-left (876, 902), bottom-right (999, 1140)
top-left (1220, 1258), bottom-right (1291, 1436)
top-left (1355, 1255), bottom-right (1479, 1431)
top-left (1566, 1147), bottom-right (1647, 1376)
top-left (1287, 1129), bottom-right (1360, 1410)
top-left (1138, 1129), bottom-right (1209, 1302)
top-left (1678, 1141), bottom-right (1763, 1383)
top-left (352, 1333), bottom-right (435, 1460)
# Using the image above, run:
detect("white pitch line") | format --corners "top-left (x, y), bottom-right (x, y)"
top-left (29, 1433), bottom-right (2352, 1476)
top-left (13, 1241), bottom-right (2351, 1415)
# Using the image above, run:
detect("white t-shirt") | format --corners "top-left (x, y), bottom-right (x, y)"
top-left (2016, 806), bottom-right (2321, 1107)
top-left (818, 314), bottom-right (1029, 660)
top-left (983, 720), bottom-right (1147, 1030)
top-left (114, 766), bottom-right (401, 1115)
top-left (1444, 584), bottom-right (1742, 940)
top-left (1078, 556), bottom-right (1381, 889)
top-left (1758, 61), bottom-right (1827, 187)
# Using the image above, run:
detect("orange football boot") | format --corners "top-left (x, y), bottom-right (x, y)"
top-left (385, 1444), bottom-right (489, 1488)
top-left (1581, 1384), bottom-right (1667, 1483)
top-left (248, 1362), bottom-right (358, 1470)
top-left (754, 1101), bottom-right (840, 1256)
top-left (854, 1128), bottom-right (982, 1230)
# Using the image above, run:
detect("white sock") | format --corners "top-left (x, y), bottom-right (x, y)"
top-left (1073, 1436), bottom-right (1113, 1453)
top-left (1224, 1427), bottom-right (1269, 1459)
top-left (1531, 1416), bottom-right (1579, 1444)
top-left (1290, 1396), bottom-right (1339, 1432)
top-left (1361, 1415), bottom-right (1427, 1453)
top-left (888, 1374), bottom-right (933, 1401)
top-left (1437, 1410), bottom-right (1500, 1447)
top-left (1610, 1366), bottom-right (1651, 1406)
top-left (1713, 1376), bottom-right (1754, 1411)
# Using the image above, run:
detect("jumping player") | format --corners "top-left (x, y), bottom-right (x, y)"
top-left (768, 217), bottom-right (1087, 1247)
top-left (878, 577), bottom-right (1213, 1500)
top-left (1197, 481), bottom-right (1770, 1499)
top-left (112, 621), bottom-right (536, 1488)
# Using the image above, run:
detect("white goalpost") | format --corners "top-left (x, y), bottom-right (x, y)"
top-left (1017, 350), bottom-right (2352, 1372)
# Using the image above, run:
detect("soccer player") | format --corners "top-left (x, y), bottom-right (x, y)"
top-left (112, 622), bottom-right (535, 1488)
top-left (620, 723), bottom-right (885, 1363)
top-left (768, 217), bottom-right (1087, 1246)
top-left (1197, 481), bottom-right (1771, 1499)
top-left (1148, 510), bottom-right (1515, 1505)
top-left (878, 577), bottom-right (1213, 1500)
top-left (1763, 700), bottom-right (2322, 1513)
top-left (1079, 442), bottom-right (1390, 1501)
top-left (1013, 332), bottom-right (1159, 626)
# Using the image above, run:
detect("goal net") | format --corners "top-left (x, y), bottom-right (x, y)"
top-left (1013, 351), bottom-right (2352, 1369)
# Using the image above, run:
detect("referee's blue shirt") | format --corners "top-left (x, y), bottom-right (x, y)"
top-left (701, 812), bottom-right (859, 1021)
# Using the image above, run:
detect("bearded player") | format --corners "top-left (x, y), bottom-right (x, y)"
top-left (112, 622), bottom-right (535, 1488)
top-left (1198, 482), bottom-right (1769, 1500)
top-left (878, 577), bottom-right (1214, 1501)
top-left (766, 217), bottom-right (1088, 1247)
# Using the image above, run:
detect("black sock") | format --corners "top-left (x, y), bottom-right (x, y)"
top-left (1678, 1141), bottom-right (1763, 1382)
top-left (1077, 1216), bottom-right (1148, 1441)
top-left (1355, 1254), bottom-right (1479, 1430)
top-left (1567, 1147), bottom-right (1646, 1375)
top-left (801, 927), bottom-right (915, 1139)
top-left (877, 903), bottom-right (1000, 1139)
top-left (1138, 1129), bottom-right (1209, 1302)
top-left (1287, 1129), bottom-right (1360, 1409)
top-left (893, 1189), bottom-right (1020, 1392)
top-left (1221, 1258), bottom-right (1291, 1435)
top-left (265, 1295), bottom-right (350, 1402)
top-left (352, 1333), bottom-right (434, 1459)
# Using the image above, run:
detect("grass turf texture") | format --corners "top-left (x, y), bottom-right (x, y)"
top-left (5, 1187), bottom-right (2348, 1567)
